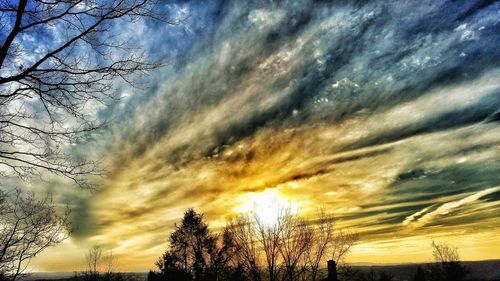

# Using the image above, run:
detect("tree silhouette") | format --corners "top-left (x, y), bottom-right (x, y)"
top-left (154, 209), bottom-right (236, 281)
top-left (86, 245), bottom-right (102, 280)
top-left (155, 252), bottom-right (192, 281)
top-left (330, 229), bottom-right (358, 266)
top-left (305, 209), bottom-right (333, 281)
top-left (0, 0), bottom-right (173, 187)
top-left (428, 241), bottom-right (468, 281)
top-left (205, 228), bottom-right (240, 281)
top-left (74, 245), bottom-right (123, 281)
top-left (225, 215), bottom-right (262, 281)
top-left (253, 209), bottom-right (288, 281)
top-left (154, 208), bottom-right (360, 281)
top-left (279, 214), bottom-right (313, 281)
top-left (0, 188), bottom-right (69, 280)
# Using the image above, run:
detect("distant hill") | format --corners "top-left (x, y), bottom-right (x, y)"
top-left (21, 272), bottom-right (147, 281)
top-left (350, 260), bottom-right (500, 281)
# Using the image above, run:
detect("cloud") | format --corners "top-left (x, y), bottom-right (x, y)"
top-left (403, 206), bottom-right (433, 226)
top-left (405, 186), bottom-right (500, 228)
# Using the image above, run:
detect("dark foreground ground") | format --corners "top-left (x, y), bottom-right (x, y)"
top-left (23, 260), bottom-right (500, 281)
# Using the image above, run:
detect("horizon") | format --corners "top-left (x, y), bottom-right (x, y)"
top-left (1, 0), bottom-right (499, 275)
top-left (24, 259), bottom-right (500, 274)
top-left (28, 259), bottom-right (500, 274)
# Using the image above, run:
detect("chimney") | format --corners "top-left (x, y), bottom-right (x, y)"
top-left (327, 260), bottom-right (338, 281)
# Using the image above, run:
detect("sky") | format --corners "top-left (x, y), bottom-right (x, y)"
top-left (3, 0), bottom-right (500, 272)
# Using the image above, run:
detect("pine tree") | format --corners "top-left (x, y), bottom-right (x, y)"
top-left (154, 208), bottom-right (236, 281)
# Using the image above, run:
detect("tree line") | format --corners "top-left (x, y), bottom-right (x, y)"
top-left (148, 209), bottom-right (469, 281)
top-left (149, 208), bottom-right (357, 281)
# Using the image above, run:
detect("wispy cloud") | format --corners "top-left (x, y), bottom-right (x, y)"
top-left (406, 186), bottom-right (500, 228)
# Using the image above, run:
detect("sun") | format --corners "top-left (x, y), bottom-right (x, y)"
top-left (235, 188), bottom-right (297, 226)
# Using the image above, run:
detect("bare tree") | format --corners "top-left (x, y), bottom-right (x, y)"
top-left (103, 250), bottom-right (115, 275)
top-left (0, 0), bottom-right (174, 187)
top-left (86, 245), bottom-right (102, 279)
top-left (431, 241), bottom-right (459, 264)
top-left (254, 209), bottom-right (289, 281)
top-left (429, 241), bottom-right (468, 281)
top-left (305, 210), bottom-right (333, 281)
top-left (82, 245), bottom-right (122, 281)
top-left (279, 215), bottom-right (313, 281)
top-left (226, 216), bottom-right (262, 281)
top-left (226, 208), bottom-right (358, 281)
top-left (330, 229), bottom-right (358, 265)
top-left (0, 188), bottom-right (70, 281)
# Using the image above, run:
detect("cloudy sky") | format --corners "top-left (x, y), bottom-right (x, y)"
top-left (9, 0), bottom-right (500, 271)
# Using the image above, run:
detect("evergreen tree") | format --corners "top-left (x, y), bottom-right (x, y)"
top-left (153, 209), bottom-right (236, 281)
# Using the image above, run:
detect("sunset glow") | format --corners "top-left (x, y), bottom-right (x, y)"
top-left (235, 188), bottom-right (299, 226)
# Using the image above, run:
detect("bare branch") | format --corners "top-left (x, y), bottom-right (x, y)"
top-left (0, 188), bottom-right (70, 280)
top-left (0, 0), bottom-right (172, 187)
